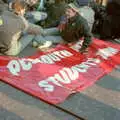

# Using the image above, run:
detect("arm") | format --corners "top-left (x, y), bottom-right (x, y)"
top-left (80, 32), bottom-right (92, 53)
top-left (27, 22), bottom-right (45, 35)
top-left (79, 18), bottom-right (92, 52)
top-left (20, 16), bottom-right (45, 35)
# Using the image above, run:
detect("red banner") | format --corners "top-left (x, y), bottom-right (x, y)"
top-left (0, 38), bottom-right (120, 104)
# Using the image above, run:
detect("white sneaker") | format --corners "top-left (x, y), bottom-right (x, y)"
top-left (38, 41), bottom-right (52, 49)
top-left (32, 41), bottom-right (39, 48)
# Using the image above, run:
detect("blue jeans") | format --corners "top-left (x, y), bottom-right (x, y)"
top-left (33, 27), bottom-right (62, 45)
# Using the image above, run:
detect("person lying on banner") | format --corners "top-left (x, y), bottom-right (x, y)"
top-left (58, 2), bottom-right (93, 53)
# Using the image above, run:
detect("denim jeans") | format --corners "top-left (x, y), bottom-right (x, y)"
top-left (33, 27), bottom-right (63, 45)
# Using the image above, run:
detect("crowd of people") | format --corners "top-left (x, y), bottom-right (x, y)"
top-left (0, 0), bottom-right (120, 56)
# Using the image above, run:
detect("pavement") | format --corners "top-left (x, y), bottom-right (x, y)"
top-left (0, 40), bottom-right (120, 120)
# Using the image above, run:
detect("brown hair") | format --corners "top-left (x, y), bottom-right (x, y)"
top-left (12, 0), bottom-right (27, 13)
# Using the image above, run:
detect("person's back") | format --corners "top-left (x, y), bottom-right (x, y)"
top-left (0, 10), bottom-right (26, 55)
top-left (0, 0), bottom-right (30, 55)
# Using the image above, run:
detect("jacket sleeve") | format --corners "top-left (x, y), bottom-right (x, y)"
top-left (26, 22), bottom-right (45, 35)
top-left (20, 16), bottom-right (45, 35)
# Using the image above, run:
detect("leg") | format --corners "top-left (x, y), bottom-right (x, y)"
top-left (33, 27), bottom-right (62, 48)
top-left (32, 35), bottom-right (63, 49)
top-left (43, 27), bottom-right (60, 36)
top-left (34, 35), bottom-right (62, 44)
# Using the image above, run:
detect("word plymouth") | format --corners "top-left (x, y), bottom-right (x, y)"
top-left (7, 50), bottom-right (73, 75)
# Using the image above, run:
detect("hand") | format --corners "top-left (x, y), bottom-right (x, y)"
top-left (79, 48), bottom-right (89, 54)
top-left (58, 23), bottom-right (65, 32)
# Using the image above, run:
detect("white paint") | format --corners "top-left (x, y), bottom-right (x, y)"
top-left (7, 50), bottom-right (73, 75)
top-left (40, 55), bottom-right (54, 64)
top-left (97, 47), bottom-right (119, 59)
top-left (63, 68), bottom-right (79, 81)
top-left (38, 81), bottom-right (54, 92)
top-left (48, 54), bottom-right (61, 62)
top-left (19, 59), bottom-right (32, 71)
top-left (72, 64), bottom-right (90, 73)
top-left (7, 60), bottom-right (20, 76)
top-left (38, 58), bottom-right (100, 92)
top-left (47, 76), bottom-right (63, 87)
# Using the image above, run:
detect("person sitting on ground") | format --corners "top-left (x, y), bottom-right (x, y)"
top-left (0, 0), bottom-right (47, 56)
top-left (42, 0), bottom-right (94, 32)
top-left (33, 2), bottom-right (92, 53)
top-left (59, 2), bottom-right (93, 53)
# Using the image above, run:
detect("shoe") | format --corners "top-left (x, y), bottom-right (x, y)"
top-left (38, 41), bottom-right (52, 49)
top-left (32, 40), bottom-right (39, 48)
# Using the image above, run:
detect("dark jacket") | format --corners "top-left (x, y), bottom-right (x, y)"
top-left (44, 2), bottom-right (68, 27)
top-left (61, 14), bottom-right (92, 52)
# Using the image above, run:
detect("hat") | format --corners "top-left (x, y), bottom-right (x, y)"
top-left (68, 2), bottom-right (80, 13)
